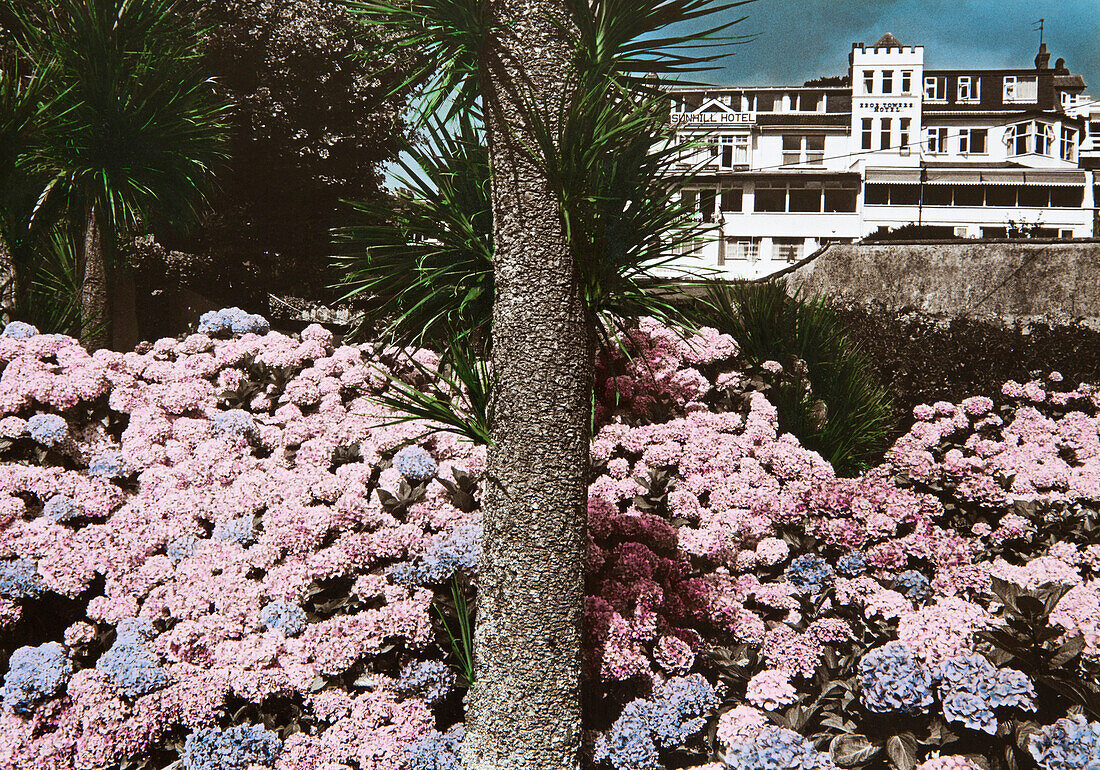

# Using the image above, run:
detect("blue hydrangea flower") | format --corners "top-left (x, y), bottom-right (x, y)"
top-left (396, 660), bottom-right (457, 705)
top-left (835, 551), bottom-right (866, 577)
top-left (721, 726), bottom-right (838, 770)
top-left (393, 446), bottom-right (438, 483)
top-left (2, 321), bottom-right (38, 339)
top-left (595, 675), bottom-right (717, 770)
top-left (857, 641), bottom-right (935, 714)
top-left (27, 414), bottom-right (68, 447)
top-left (97, 639), bottom-right (170, 699)
top-left (1029, 715), bottom-right (1100, 770)
top-left (0, 558), bottom-right (46, 600)
top-left (992, 667), bottom-right (1037, 711)
top-left (941, 690), bottom-right (997, 734)
top-left (44, 494), bottom-right (81, 523)
top-left (88, 449), bottom-right (128, 480)
top-left (893, 570), bottom-right (931, 602)
top-left (114, 616), bottom-right (156, 645)
top-left (1, 642), bottom-right (72, 714)
top-left (197, 307), bottom-right (270, 337)
top-left (214, 410), bottom-right (257, 442)
top-left (785, 554), bottom-right (834, 595)
top-left (389, 561), bottom-right (418, 586)
top-left (167, 535), bottom-right (200, 562)
top-left (406, 724), bottom-right (463, 770)
top-left (212, 515), bottom-right (258, 547)
top-left (260, 600), bottom-right (307, 636)
top-left (181, 724), bottom-right (281, 770)
top-left (415, 514), bottom-right (481, 584)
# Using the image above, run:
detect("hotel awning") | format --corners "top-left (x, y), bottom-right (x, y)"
top-left (864, 168), bottom-right (1086, 186)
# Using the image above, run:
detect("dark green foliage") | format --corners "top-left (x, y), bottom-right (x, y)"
top-left (10, 0), bottom-right (229, 234)
top-left (833, 304), bottom-right (1100, 445)
top-left (331, 114), bottom-right (493, 347)
top-left (701, 280), bottom-right (893, 475)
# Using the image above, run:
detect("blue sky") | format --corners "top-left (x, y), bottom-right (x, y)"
top-left (702, 0), bottom-right (1099, 90)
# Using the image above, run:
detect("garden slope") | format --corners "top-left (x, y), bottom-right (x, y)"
top-left (0, 315), bottom-right (1099, 769)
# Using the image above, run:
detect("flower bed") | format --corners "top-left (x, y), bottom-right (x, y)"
top-left (0, 313), bottom-right (1098, 769)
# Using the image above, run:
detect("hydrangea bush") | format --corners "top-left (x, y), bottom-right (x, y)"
top-left (0, 313), bottom-right (1097, 769)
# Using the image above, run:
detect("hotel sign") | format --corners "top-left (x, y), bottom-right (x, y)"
top-left (856, 100), bottom-right (916, 113)
top-left (671, 111), bottom-right (757, 125)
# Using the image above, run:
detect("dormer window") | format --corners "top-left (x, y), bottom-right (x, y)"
top-left (957, 76), bottom-right (979, 101)
top-left (1004, 76), bottom-right (1037, 103)
top-left (924, 76), bottom-right (946, 100)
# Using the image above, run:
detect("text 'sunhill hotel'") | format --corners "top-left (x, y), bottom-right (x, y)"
top-left (667, 33), bottom-right (1100, 278)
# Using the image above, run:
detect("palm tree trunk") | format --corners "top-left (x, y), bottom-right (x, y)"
top-left (80, 205), bottom-right (109, 350)
top-left (462, 2), bottom-right (590, 769)
top-left (0, 231), bottom-right (15, 325)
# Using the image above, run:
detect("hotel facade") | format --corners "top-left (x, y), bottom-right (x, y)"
top-left (667, 34), bottom-right (1100, 279)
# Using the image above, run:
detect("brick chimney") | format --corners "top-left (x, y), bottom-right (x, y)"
top-left (1035, 42), bottom-right (1050, 69)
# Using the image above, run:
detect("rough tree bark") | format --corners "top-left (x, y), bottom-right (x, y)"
top-left (0, 232), bottom-right (15, 324)
top-left (461, 1), bottom-right (592, 769)
top-left (80, 206), bottom-right (109, 351)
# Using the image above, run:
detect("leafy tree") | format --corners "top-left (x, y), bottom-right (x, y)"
top-left (156, 0), bottom-right (413, 306)
top-left (342, 1), bottom-right (751, 766)
top-left (5, 0), bottom-right (228, 350)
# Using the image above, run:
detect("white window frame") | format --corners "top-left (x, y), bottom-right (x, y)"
top-left (924, 76), bottom-right (945, 101)
top-left (899, 117), bottom-right (911, 153)
top-left (926, 126), bottom-right (948, 154)
top-left (882, 70), bottom-right (894, 95)
top-left (880, 118), bottom-right (892, 151)
top-left (1004, 76), bottom-right (1038, 103)
top-left (957, 76), bottom-right (979, 102)
top-left (1060, 127), bottom-right (1076, 161)
top-left (959, 127), bottom-right (988, 154)
top-left (863, 70), bottom-right (875, 95)
top-left (901, 70), bottom-right (912, 94)
top-left (861, 118), bottom-right (873, 150)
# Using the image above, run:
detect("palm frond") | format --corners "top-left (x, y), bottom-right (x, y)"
top-left (341, 0), bottom-right (492, 124)
top-left (331, 112), bottom-right (493, 346)
top-left (373, 333), bottom-right (493, 446)
top-left (10, 0), bottom-right (230, 237)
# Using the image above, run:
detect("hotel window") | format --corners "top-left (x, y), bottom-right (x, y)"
top-left (754, 183), bottom-right (786, 212)
top-left (774, 238), bottom-right (804, 263)
top-left (788, 182), bottom-right (822, 212)
top-left (901, 70), bottom-right (912, 94)
top-left (1007, 122), bottom-right (1054, 156)
top-left (1060, 127), bottom-right (1077, 161)
top-left (783, 134), bottom-right (826, 165)
top-left (861, 118), bottom-right (873, 150)
top-left (926, 126), bottom-right (948, 153)
top-left (880, 118), bottom-right (892, 150)
top-left (924, 76), bottom-right (945, 100)
top-left (782, 134), bottom-right (802, 165)
top-left (1004, 76), bottom-right (1038, 103)
top-left (720, 187), bottom-right (743, 212)
top-left (959, 128), bottom-right (987, 154)
top-left (717, 135), bottom-right (749, 169)
top-left (1091, 120), bottom-right (1100, 138)
top-left (882, 70), bottom-right (894, 94)
top-left (863, 70), bottom-right (874, 95)
top-left (726, 238), bottom-right (760, 263)
top-left (806, 134), bottom-right (825, 165)
top-left (823, 181), bottom-right (858, 212)
top-left (957, 76), bottom-right (978, 101)
top-left (899, 118), bottom-right (911, 151)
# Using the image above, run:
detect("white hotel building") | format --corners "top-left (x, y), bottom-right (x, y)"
top-left (667, 33), bottom-right (1100, 279)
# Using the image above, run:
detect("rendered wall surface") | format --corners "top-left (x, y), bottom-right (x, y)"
top-left (785, 240), bottom-right (1100, 326)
